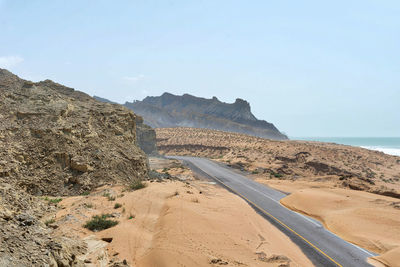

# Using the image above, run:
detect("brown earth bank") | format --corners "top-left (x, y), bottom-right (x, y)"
top-left (53, 159), bottom-right (312, 267)
top-left (0, 69), bottom-right (148, 266)
top-left (156, 127), bottom-right (400, 266)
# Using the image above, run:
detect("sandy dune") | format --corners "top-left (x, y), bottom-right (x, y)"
top-left (372, 247), bottom-right (400, 267)
top-left (54, 178), bottom-right (312, 266)
top-left (255, 179), bottom-right (400, 266)
top-left (155, 127), bottom-right (400, 267)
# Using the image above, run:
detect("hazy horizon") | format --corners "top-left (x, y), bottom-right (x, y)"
top-left (1, 0), bottom-right (399, 137)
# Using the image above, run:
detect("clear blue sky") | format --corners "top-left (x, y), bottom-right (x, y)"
top-left (1, 0), bottom-right (399, 137)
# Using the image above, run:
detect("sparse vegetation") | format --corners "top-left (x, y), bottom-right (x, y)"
top-left (114, 203), bottom-right (122, 209)
top-left (130, 180), bottom-right (146, 191)
top-left (84, 214), bottom-right (118, 231)
top-left (270, 171), bottom-right (283, 178)
top-left (128, 214), bottom-right (135, 220)
top-left (81, 191), bottom-right (90, 196)
top-left (103, 193), bottom-right (116, 201)
top-left (83, 203), bottom-right (94, 209)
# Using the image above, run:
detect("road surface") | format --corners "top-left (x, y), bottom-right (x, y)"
top-left (170, 156), bottom-right (377, 267)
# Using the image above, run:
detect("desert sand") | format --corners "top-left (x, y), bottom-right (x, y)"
top-left (256, 179), bottom-right (400, 267)
top-left (53, 166), bottom-right (312, 266)
top-left (156, 127), bottom-right (400, 266)
top-left (156, 127), bottom-right (400, 197)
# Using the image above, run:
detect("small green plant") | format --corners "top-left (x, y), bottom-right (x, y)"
top-left (45, 219), bottom-right (55, 226)
top-left (43, 197), bottom-right (62, 204)
top-left (130, 180), bottom-right (146, 191)
top-left (83, 203), bottom-right (94, 209)
top-left (271, 172), bottom-right (283, 178)
top-left (251, 170), bottom-right (259, 174)
top-left (114, 203), bottom-right (122, 209)
top-left (81, 191), bottom-right (90, 196)
top-left (103, 193), bottom-right (116, 201)
top-left (84, 214), bottom-right (118, 231)
top-left (128, 214), bottom-right (135, 220)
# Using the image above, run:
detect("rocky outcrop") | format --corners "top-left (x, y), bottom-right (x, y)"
top-left (136, 116), bottom-right (158, 155)
top-left (94, 96), bottom-right (158, 155)
top-left (0, 69), bottom-right (148, 196)
top-left (124, 93), bottom-right (288, 140)
top-left (0, 180), bottom-right (86, 266)
top-left (0, 69), bottom-right (148, 265)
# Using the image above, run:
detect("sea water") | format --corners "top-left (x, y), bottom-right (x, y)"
top-left (293, 137), bottom-right (400, 157)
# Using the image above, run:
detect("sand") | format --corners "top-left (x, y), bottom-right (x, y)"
top-left (372, 247), bottom-right (400, 267)
top-left (54, 179), bottom-right (312, 266)
top-left (255, 179), bottom-right (400, 266)
top-left (155, 127), bottom-right (400, 266)
top-left (156, 127), bottom-right (400, 198)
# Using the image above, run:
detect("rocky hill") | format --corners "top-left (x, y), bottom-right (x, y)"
top-left (0, 69), bottom-right (148, 265)
top-left (122, 93), bottom-right (287, 140)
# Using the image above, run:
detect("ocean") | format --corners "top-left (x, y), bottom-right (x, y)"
top-left (293, 137), bottom-right (400, 157)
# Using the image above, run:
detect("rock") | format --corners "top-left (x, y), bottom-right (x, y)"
top-left (0, 68), bottom-right (149, 196)
top-left (70, 157), bottom-right (92, 172)
top-left (102, 92), bottom-right (288, 140)
top-left (101, 237), bottom-right (113, 243)
top-left (136, 117), bottom-right (158, 155)
top-left (0, 208), bottom-right (13, 221)
top-left (210, 258), bottom-right (228, 265)
top-left (0, 68), bottom-right (148, 266)
top-left (15, 213), bottom-right (36, 226)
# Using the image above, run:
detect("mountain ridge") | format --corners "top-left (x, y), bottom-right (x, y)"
top-left (95, 92), bottom-right (288, 140)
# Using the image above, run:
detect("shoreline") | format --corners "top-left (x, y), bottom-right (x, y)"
top-left (292, 137), bottom-right (400, 157)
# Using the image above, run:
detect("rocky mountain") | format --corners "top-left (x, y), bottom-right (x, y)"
top-left (0, 69), bottom-right (148, 265)
top-left (120, 93), bottom-right (287, 140)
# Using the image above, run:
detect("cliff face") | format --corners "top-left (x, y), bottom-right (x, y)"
top-left (94, 96), bottom-right (158, 155)
top-left (124, 93), bottom-right (288, 140)
top-left (0, 69), bottom-right (148, 196)
top-left (136, 116), bottom-right (158, 155)
top-left (0, 69), bottom-right (149, 265)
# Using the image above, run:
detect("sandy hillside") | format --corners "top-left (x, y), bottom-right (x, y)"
top-left (155, 127), bottom-right (400, 266)
top-left (156, 128), bottom-right (400, 198)
top-left (52, 162), bottom-right (312, 267)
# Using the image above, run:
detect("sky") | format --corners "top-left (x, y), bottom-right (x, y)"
top-left (0, 0), bottom-right (399, 137)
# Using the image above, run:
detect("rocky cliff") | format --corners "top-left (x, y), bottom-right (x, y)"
top-left (124, 93), bottom-right (288, 140)
top-left (0, 69), bottom-right (148, 265)
top-left (94, 96), bottom-right (158, 155)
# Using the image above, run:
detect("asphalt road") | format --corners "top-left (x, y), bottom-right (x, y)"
top-left (170, 156), bottom-right (377, 267)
